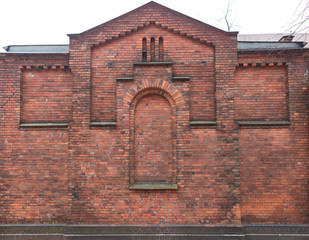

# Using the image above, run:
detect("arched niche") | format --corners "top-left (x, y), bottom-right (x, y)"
top-left (129, 88), bottom-right (177, 190)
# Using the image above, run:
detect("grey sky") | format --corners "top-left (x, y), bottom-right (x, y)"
top-left (0, 0), bottom-right (308, 52)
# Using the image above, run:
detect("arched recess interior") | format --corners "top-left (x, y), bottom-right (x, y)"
top-left (129, 88), bottom-right (177, 185)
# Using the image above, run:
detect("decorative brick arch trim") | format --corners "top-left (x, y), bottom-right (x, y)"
top-left (123, 79), bottom-right (184, 109)
top-left (130, 88), bottom-right (177, 113)
top-left (126, 82), bottom-right (182, 187)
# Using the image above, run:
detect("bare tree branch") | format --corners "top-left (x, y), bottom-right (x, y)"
top-left (283, 0), bottom-right (309, 35)
top-left (224, 0), bottom-right (232, 31)
top-left (218, 0), bottom-right (237, 32)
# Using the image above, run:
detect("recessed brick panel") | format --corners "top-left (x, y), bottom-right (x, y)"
top-left (235, 66), bottom-right (288, 120)
top-left (134, 94), bottom-right (173, 183)
top-left (21, 68), bottom-right (73, 123)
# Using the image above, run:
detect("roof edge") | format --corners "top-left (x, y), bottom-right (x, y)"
top-left (3, 44), bottom-right (69, 53)
top-left (69, 1), bottom-right (235, 38)
top-left (237, 48), bottom-right (308, 53)
top-left (76, 1), bottom-right (157, 36)
top-left (145, 1), bottom-right (234, 36)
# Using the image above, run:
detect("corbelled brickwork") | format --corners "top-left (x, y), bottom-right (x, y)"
top-left (0, 1), bottom-right (308, 237)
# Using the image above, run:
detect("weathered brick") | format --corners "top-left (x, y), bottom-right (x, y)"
top-left (0, 1), bottom-right (308, 227)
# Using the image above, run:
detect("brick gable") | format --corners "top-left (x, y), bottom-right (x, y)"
top-left (0, 2), bottom-right (308, 236)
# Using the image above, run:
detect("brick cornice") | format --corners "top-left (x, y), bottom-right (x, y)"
top-left (89, 22), bottom-right (214, 49)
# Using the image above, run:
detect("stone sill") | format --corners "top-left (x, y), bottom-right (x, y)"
top-left (172, 76), bottom-right (190, 81)
top-left (116, 77), bottom-right (134, 82)
top-left (238, 120), bottom-right (290, 126)
top-left (129, 183), bottom-right (178, 190)
top-left (20, 123), bottom-right (69, 128)
top-left (1, 224), bottom-right (308, 239)
top-left (190, 121), bottom-right (217, 126)
top-left (134, 62), bottom-right (173, 66)
top-left (90, 122), bottom-right (117, 127)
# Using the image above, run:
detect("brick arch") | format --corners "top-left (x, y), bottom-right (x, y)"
top-left (124, 79), bottom-right (184, 110)
top-left (130, 87), bottom-right (177, 113)
top-left (128, 86), bottom-right (179, 186)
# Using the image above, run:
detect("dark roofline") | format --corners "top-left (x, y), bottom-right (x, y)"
top-left (4, 41), bottom-right (308, 54)
top-left (4, 44), bottom-right (69, 48)
top-left (239, 40), bottom-right (307, 47)
top-left (238, 41), bottom-right (306, 51)
top-left (237, 48), bottom-right (309, 54)
top-left (3, 44), bottom-right (69, 53)
top-left (238, 40), bottom-right (306, 44)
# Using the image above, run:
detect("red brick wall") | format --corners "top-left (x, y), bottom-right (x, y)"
top-left (0, 2), bottom-right (240, 224)
top-left (0, 54), bottom-right (70, 223)
top-left (2, 131), bottom-right (68, 223)
top-left (1, 2), bottom-right (308, 226)
top-left (21, 68), bottom-right (73, 123)
top-left (69, 1), bottom-right (238, 224)
top-left (238, 52), bottom-right (309, 223)
top-left (240, 129), bottom-right (308, 223)
top-left (235, 66), bottom-right (288, 120)
top-left (65, 3), bottom-right (239, 221)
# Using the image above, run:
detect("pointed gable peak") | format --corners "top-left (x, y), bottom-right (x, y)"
top-left (70, 1), bottom-right (237, 45)
top-left (77, 1), bottom-right (162, 36)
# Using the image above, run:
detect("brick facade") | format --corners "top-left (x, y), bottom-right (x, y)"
top-left (0, 1), bottom-right (308, 238)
